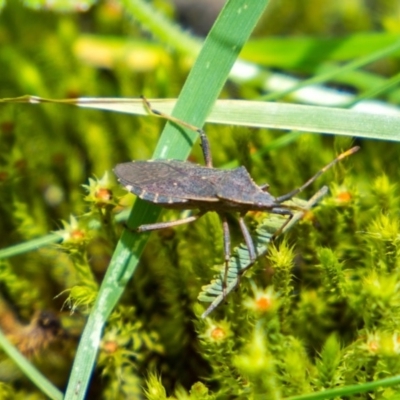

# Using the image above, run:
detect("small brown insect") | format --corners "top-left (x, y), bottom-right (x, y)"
top-left (115, 98), bottom-right (359, 285)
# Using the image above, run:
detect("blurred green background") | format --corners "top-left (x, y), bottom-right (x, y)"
top-left (1, 1), bottom-right (400, 399)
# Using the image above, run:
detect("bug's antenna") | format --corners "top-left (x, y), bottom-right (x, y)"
top-left (141, 96), bottom-right (213, 167)
top-left (276, 146), bottom-right (360, 203)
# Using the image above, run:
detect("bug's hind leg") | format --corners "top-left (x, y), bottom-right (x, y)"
top-left (238, 213), bottom-right (257, 263)
top-left (269, 207), bottom-right (294, 239)
top-left (219, 213), bottom-right (257, 301)
top-left (230, 213), bottom-right (258, 291)
top-left (220, 215), bottom-right (231, 295)
top-left (137, 211), bottom-right (206, 232)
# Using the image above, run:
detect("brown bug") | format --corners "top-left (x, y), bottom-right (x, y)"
top-left (114, 98), bottom-right (359, 282)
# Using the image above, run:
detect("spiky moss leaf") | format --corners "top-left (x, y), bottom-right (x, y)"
top-left (314, 334), bottom-right (343, 390)
top-left (0, 382), bottom-right (15, 400)
top-left (0, 261), bottom-right (41, 313)
top-left (276, 336), bottom-right (313, 396)
top-left (144, 373), bottom-right (168, 400)
top-left (370, 174), bottom-right (400, 214)
top-left (348, 271), bottom-right (400, 331)
top-left (292, 290), bottom-right (338, 350)
top-left (192, 212), bottom-right (225, 279)
top-left (364, 213), bottom-right (400, 273)
top-left (12, 200), bottom-right (47, 239)
top-left (188, 382), bottom-right (215, 400)
top-left (196, 318), bottom-right (247, 398)
top-left (136, 224), bottom-right (206, 371)
top-left (57, 240), bottom-right (99, 312)
top-left (136, 232), bottom-right (212, 389)
top-left (269, 239), bottom-right (295, 330)
top-left (332, 331), bottom-right (400, 390)
top-left (317, 248), bottom-right (346, 299)
top-left (98, 306), bottom-right (163, 399)
top-left (234, 328), bottom-right (281, 399)
top-left (152, 382), bottom-right (216, 400)
top-left (306, 186), bottom-right (362, 262)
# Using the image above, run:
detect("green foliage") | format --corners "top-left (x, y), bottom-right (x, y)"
top-left (234, 328), bottom-right (281, 399)
top-left (2, 1), bottom-right (400, 399)
top-left (98, 305), bottom-right (163, 399)
top-left (314, 333), bottom-right (343, 389)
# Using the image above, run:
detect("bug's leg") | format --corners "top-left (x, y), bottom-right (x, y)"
top-left (198, 129), bottom-right (213, 168)
top-left (275, 146), bottom-right (359, 203)
top-left (220, 215), bottom-right (231, 295)
top-left (259, 183), bottom-right (270, 191)
top-left (269, 208), bottom-right (294, 239)
top-left (220, 214), bottom-right (257, 299)
top-left (141, 96), bottom-right (213, 167)
top-left (233, 213), bottom-right (257, 290)
top-left (137, 211), bottom-right (206, 232)
top-left (238, 213), bottom-right (257, 263)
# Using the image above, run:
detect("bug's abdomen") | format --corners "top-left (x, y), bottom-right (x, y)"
top-left (114, 160), bottom-right (221, 209)
top-left (114, 163), bottom-right (189, 206)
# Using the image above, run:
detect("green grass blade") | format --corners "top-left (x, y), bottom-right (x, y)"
top-left (0, 329), bottom-right (62, 400)
top-left (0, 210), bottom-right (130, 260)
top-left (241, 32), bottom-right (400, 68)
top-left (19, 0), bottom-right (95, 12)
top-left (64, 1), bottom-right (271, 398)
top-left (0, 234), bottom-right (60, 260)
top-left (84, 98), bottom-right (399, 141)
top-left (284, 374), bottom-right (400, 400)
top-left (208, 101), bottom-right (400, 141)
top-left (120, 0), bottom-right (201, 56)
top-left (2, 96), bottom-right (400, 141)
top-left (263, 38), bottom-right (400, 101)
top-left (344, 70), bottom-right (400, 108)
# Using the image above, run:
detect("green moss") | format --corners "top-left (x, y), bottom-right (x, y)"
top-left (2, 1), bottom-right (400, 399)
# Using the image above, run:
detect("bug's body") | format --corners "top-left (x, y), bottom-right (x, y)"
top-left (115, 159), bottom-right (281, 213)
top-left (114, 97), bottom-right (359, 305)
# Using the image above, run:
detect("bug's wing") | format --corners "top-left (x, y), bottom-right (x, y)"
top-left (114, 160), bottom-right (219, 204)
top-left (211, 166), bottom-right (270, 204)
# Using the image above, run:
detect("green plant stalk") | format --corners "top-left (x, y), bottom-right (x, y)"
top-left (344, 70), bottom-right (400, 108)
top-left (0, 233), bottom-right (60, 259)
top-left (0, 209), bottom-right (130, 260)
top-left (120, 0), bottom-right (201, 57)
top-left (263, 38), bottom-right (400, 101)
top-left (64, 1), bottom-right (271, 399)
top-left (0, 329), bottom-right (62, 400)
top-left (3, 97), bottom-right (400, 140)
top-left (284, 374), bottom-right (400, 400)
top-left (13, 0), bottom-right (95, 12)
